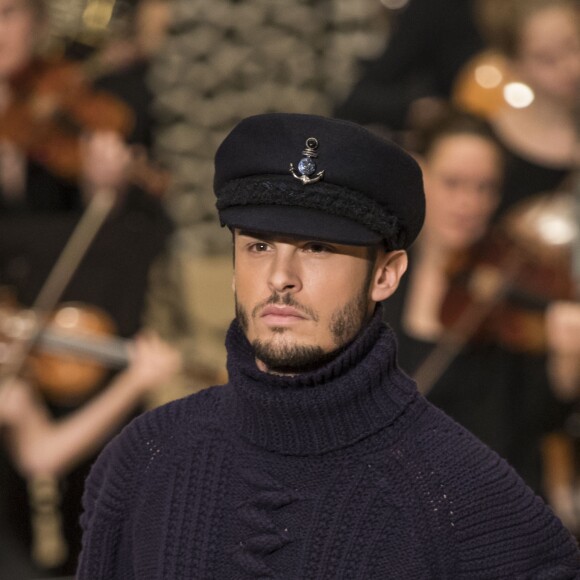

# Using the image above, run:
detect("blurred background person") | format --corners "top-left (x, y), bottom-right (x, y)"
top-left (0, 0), bottom-right (79, 212)
top-left (453, 1), bottom-right (580, 521)
top-left (0, 331), bottom-right (181, 578)
top-left (474, 0), bottom-right (580, 216)
top-left (333, 0), bottom-right (485, 144)
top-left (0, 0), bottom-right (172, 212)
top-left (0, 0), bottom-right (178, 576)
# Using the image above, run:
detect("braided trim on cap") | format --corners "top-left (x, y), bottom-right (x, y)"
top-left (216, 176), bottom-right (406, 247)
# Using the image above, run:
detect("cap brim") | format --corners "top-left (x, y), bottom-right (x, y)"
top-left (220, 205), bottom-right (382, 246)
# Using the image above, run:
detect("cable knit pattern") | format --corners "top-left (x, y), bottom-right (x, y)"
top-left (78, 310), bottom-right (580, 579)
top-left (233, 469), bottom-right (299, 578)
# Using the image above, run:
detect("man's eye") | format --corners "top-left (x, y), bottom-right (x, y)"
top-left (305, 243), bottom-right (333, 253)
top-left (250, 242), bottom-right (270, 252)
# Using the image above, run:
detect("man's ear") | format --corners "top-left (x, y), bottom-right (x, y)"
top-left (370, 250), bottom-right (408, 302)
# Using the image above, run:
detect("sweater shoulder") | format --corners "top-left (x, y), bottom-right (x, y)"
top-left (82, 386), bottom-right (226, 514)
top-left (132, 383), bottom-right (226, 438)
top-left (388, 400), bottom-right (580, 575)
top-left (122, 385), bottom-right (228, 464)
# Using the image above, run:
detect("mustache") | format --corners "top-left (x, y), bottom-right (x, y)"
top-left (252, 293), bottom-right (319, 322)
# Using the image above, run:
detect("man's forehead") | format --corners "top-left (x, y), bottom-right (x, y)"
top-left (235, 228), bottom-right (365, 246)
top-left (236, 229), bottom-right (319, 242)
top-left (234, 229), bottom-right (383, 259)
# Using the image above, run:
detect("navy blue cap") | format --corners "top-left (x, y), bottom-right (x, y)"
top-left (214, 113), bottom-right (425, 248)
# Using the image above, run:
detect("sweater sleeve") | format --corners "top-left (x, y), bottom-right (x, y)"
top-left (76, 389), bottom-right (221, 579)
top-left (76, 420), bottom-right (143, 579)
top-left (77, 398), bottom-right (183, 580)
top-left (409, 406), bottom-right (580, 577)
top-left (451, 453), bottom-right (580, 577)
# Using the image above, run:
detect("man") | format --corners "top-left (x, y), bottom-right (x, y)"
top-left (77, 113), bottom-right (580, 578)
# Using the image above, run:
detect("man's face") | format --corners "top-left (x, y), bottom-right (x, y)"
top-left (233, 230), bottom-right (380, 374)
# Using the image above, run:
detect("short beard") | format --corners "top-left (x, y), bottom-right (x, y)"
top-left (252, 340), bottom-right (331, 374)
top-left (235, 279), bottom-right (371, 375)
top-left (329, 287), bottom-right (369, 345)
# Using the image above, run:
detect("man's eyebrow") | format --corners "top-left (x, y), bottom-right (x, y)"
top-left (237, 230), bottom-right (341, 248)
top-left (237, 230), bottom-right (274, 241)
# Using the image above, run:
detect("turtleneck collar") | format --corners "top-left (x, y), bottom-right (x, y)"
top-left (225, 307), bottom-right (419, 455)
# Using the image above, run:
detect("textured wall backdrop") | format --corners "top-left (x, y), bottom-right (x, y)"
top-left (150, 0), bottom-right (389, 254)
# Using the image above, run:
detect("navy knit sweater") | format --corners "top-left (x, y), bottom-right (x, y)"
top-left (78, 312), bottom-right (580, 579)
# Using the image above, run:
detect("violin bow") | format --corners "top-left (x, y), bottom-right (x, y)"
top-left (573, 176), bottom-right (580, 300)
top-left (0, 187), bottom-right (117, 387)
top-left (412, 247), bottom-right (522, 394)
top-left (0, 187), bottom-right (117, 570)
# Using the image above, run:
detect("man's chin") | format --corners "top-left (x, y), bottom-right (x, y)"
top-left (252, 337), bottom-right (342, 375)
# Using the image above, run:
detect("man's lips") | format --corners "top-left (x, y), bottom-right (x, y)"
top-left (260, 305), bottom-right (307, 323)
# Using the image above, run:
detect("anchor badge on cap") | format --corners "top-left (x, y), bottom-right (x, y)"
top-left (290, 137), bottom-right (325, 184)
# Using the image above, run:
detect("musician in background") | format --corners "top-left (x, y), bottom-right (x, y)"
top-left (333, 0), bottom-right (484, 140)
top-left (380, 108), bottom-right (580, 529)
top-left (0, 0), bottom-right (175, 347)
top-left (93, 0), bottom-right (172, 153)
top-left (475, 0), bottom-right (580, 216)
top-left (0, 0), bottom-right (133, 212)
top-left (0, 0), bottom-right (79, 211)
top-left (0, 0), bottom-right (172, 212)
top-left (0, 0), bottom-right (177, 576)
top-left (0, 333), bottom-right (181, 578)
top-left (0, 333), bottom-right (181, 480)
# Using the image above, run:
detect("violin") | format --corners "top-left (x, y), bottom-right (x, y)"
top-left (0, 58), bottom-right (170, 196)
top-left (413, 189), bottom-right (579, 392)
top-left (0, 300), bottom-right (129, 404)
top-left (0, 58), bottom-right (133, 180)
top-left (0, 298), bottom-right (224, 406)
top-left (440, 190), bottom-right (578, 354)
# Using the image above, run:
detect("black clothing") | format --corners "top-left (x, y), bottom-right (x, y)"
top-left (334, 0), bottom-right (484, 130)
top-left (0, 159), bottom-right (80, 214)
top-left (0, 189), bottom-right (172, 337)
top-left (0, 449), bottom-right (43, 579)
top-left (95, 59), bottom-right (156, 150)
top-left (496, 144), bottom-right (573, 218)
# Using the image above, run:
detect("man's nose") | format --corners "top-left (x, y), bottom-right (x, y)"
top-left (267, 250), bottom-right (302, 294)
